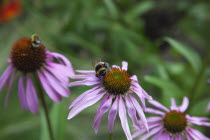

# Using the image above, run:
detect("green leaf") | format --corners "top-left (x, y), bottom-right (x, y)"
top-left (144, 75), bottom-right (183, 97)
top-left (103, 0), bottom-right (119, 19)
top-left (165, 37), bottom-right (202, 73)
top-left (125, 1), bottom-right (154, 19)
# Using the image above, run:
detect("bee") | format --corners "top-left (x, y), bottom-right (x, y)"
top-left (95, 61), bottom-right (110, 79)
top-left (31, 34), bottom-right (41, 47)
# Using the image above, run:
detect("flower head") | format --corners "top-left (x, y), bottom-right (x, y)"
top-left (68, 61), bottom-right (152, 140)
top-left (0, 0), bottom-right (21, 23)
top-left (0, 34), bottom-right (74, 113)
top-left (132, 97), bottom-right (210, 140)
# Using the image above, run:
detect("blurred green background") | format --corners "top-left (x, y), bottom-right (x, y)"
top-left (0, 0), bottom-right (210, 139)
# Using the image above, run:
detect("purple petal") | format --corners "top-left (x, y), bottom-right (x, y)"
top-left (48, 62), bottom-right (74, 77)
top-left (145, 107), bottom-right (165, 116)
top-left (151, 130), bottom-right (164, 140)
top-left (94, 95), bottom-right (109, 122)
top-left (185, 132), bottom-right (193, 140)
top-left (130, 75), bottom-right (138, 82)
top-left (122, 61), bottom-right (128, 70)
top-left (76, 70), bottom-right (95, 74)
top-left (0, 65), bottom-right (13, 92)
top-left (170, 98), bottom-right (178, 110)
top-left (129, 94), bottom-right (149, 132)
top-left (125, 95), bottom-right (139, 127)
top-left (37, 71), bottom-right (62, 102)
top-left (18, 74), bottom-right (28, 110)
top-left (69, 86), bottom-right (103, 109)
top-left (112, 65), bottom-right (120, 69)
top-left (48, 51), bottom-right (73, 67)
top-left (69, 75), bottom-right (100, 87)
top-left (7, 58), bottom-right (12, 63)
top-left (178, 97), bottom-right (189, 112)
top-left (26, 75), bottom-right (39, 114)
top-left (71, 74), bottom-right (90, 79)
top-left (188, 116), bottom-right (210, 127)
top-left (130, 88), bottom-right (146, 110)
top-left (187, 127), bottom-right (210, 140)
top-left (207, 102), bottom-right (210, 111)
top-left (67, 92), bottom-right (106, 120)
top-left (131, 81), bottom-right (152, 100)
top-left (147, 117), bottom-right (163, 123)
top-left (42, 70), bottom-right (70, 97)
top-left (139, 126), bottom-right (162, 140)
top-left (45, 65), bottom-right (68, 84)
top-left (4, 70), bottom-right (16, 106)
top-left (93, 95), bottom-right (113, 134)
top-left (108, 95), bottom-right (118, 133)
top-left (148, 99), bottom-right (169, 112)
top-left (118, 95), bottom-right (132, 140)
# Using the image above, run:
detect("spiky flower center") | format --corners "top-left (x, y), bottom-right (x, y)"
top-left (163, 110), bottom-right (187, 134)
top-left (10, 36), bottom-right (46, 73)
top-left (103, 68), bottom-right (131, 94)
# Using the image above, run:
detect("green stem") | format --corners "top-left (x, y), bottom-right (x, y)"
top-left (34, 74), bottom-right (54, 140)
top-left (109, 133), bottom-right (113, 140)
top-left (188, 47), bottom-right (210, 112)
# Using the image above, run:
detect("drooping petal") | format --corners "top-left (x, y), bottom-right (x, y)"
top-left (42, 70), bottom-right (69, 97)
top-left (94, 95), bottom-right (109, 122)
top-left (48, 62), bottom-right (73, 77)
top-left (125, 95), bottom-right (139, 127)
top-left (129, 94), bottom-right (149, 132)
top-left (37, 71), bottom-right (62, 102)
top-left (18, 74), bottom-right (28, 110)
top-left (131, 81), bottom-right (152, 100)
top-left (138, 126), bottom-right (162, 140)
top-left (26, 75), bottom-right (39, 114)
top-left (178, 97), bottom-right (189, 112)
top-left (69, 86), bottom-right (103, 109)
top-left (48, 51), bottom-right (75, 75)
top-left (67, 92), bottom-right (106, 120)
top-left (93, 95), bottom-right (113, 134)
top-left (4, 70), bottom-right (16, 106)
top-left (108, 95), bottom-right (118, 133)
top-left (130, 87), bottom-right (146, 110)
top-left (0, 65), bottom-right (13, 92)
top-left (148, 99), bottom-right (169, 112)
top-left (118, 95), bottom-right (132, 140)
top-left (45, 65), bottom-right (68, 84)
top-left (122, 61), bottom-right (128, 70)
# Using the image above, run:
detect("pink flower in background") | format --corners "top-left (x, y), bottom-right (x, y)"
top-left (207, 103), bottom-right (210, 111)
top-left (133, 97), bottom-right (210, 140)
top-left (0, 34), bottom-right (74, 113)
top-left (68, 61), bottom-right (152, 140)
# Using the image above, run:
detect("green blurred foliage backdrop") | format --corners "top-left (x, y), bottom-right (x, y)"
top-left (0, 0), bottom-right (210, 140)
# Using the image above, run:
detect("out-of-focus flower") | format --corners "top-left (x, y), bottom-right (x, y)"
top-left (0, 0), bottom-right (21, 23)
top-left (68, 61), bottom-right (152, 140)
top-left (0, 34), bottom-right (74, 113)
top-left (133, 97), bottom-right (210, 140)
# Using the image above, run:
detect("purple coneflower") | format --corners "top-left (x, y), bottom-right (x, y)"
top-left (68, 61), bottom-right (152, 140)
top-left (0, 34), bottom-right (74, 113)
top-left (132, 97), bottom-right (210, 140)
